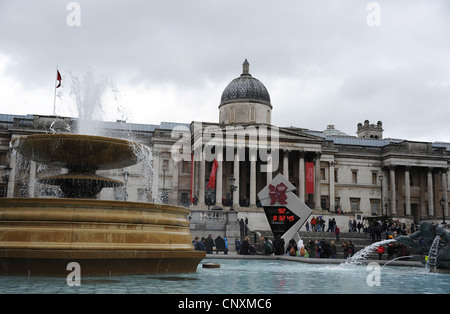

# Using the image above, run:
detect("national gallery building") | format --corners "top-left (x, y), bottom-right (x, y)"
top-left (1, 60), bottom-right (449, 226)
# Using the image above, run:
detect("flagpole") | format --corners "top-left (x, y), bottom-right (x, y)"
top-left (53, 66), bottom-right (58, 116)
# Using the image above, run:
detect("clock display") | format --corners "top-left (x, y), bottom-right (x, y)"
top-left (263, 206), bottom-right (300, 238)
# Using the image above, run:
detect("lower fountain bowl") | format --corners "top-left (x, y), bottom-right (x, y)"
top-left (0, 198), bottom-right (205, 276)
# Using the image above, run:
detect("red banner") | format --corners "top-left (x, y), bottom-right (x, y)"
top-left (206, 159), bottom-right (219, 190)
top-left (190, 154), bottom-right (194, 203)
top-left (306, 162), bottom-right (314, 194)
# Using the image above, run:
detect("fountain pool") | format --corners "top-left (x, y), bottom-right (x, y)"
top-left (1, 258), bottom-right (449, 294)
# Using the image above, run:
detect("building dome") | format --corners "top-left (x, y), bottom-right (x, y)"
top-left (219, 59), bottom-right (271, 108)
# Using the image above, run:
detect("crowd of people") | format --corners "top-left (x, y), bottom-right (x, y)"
top-left (193, 218), bottom-right (417, 261)
top-left (233, 234), bottom-right (358, 259)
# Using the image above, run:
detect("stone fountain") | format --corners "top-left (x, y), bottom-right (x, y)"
top-left (0, 133), bottom-right (205, 276)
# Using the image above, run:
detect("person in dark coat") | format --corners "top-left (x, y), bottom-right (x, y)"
top-left (238, 236), bottom-right (254, 255)
top-left (215, 235), bottom-right (228, 254)
top-left (205, 234), bottom-right (215, 254)
top-left (273, 235), bottom-right (285, 255)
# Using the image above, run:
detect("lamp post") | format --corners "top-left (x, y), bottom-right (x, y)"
top-left (162, 164), bottom-right (167, 204)
top-left (2, 165), bottom-right (12, 198)
top-left (440, 197), bottom-right (447, 225)
top-left (379, 174), bottom-right (383, 217)
top-left (229, 176), bottom-right (237, 211)
top-left (384, 202), bottom-right (388, 222)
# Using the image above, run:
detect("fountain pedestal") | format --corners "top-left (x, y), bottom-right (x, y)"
top-left (0, 134), bottom-right (205, 276)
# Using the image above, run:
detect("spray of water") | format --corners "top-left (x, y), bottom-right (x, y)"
top-left (425, 235), bottom-right (441, 271)
top-left (341, 239), bottom-right (396, 266)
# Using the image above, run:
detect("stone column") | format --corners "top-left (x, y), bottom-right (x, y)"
top-left (233, 150), bottom-right (239, 207)
top-left (250, 149), bottom-right (257, 206)
top-left (390, 166), bottom-right (397, 215)
top-left (405, 167), bottom-right (411, 216)
top-left (427, 167), bottom-right (434, 217)
top-left (299, 152), bottom-right (305, 201)
top-left (283, 150), bottom-right (289, 179)
top-left (266, 154), bottom-right (272, 185)
top-left (329, 161), bottom-right (335, 212)
top-left (314, 152), bottom-right (321, 210)
top-left (215, 149), bottom-right (223, 206)
top-left (198, 153), bottom-right (206, 205)
top-left (172, 161), bottom-right (179, 205)
top-left (442, 170), bottom-right (448, 218)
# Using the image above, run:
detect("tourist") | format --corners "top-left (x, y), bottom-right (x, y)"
top-left (357, 221), bottom-right (363, 233)
top-left (305, 221), bottom-right (310, 231)
top-left (273, 235), bottom-right (285, 255)
top-left (286, 239), bottom-right (298, 256)
top-left (311, 216), bottom-right (317, 232)
top-left (342, 242), bottom-right (349, 258)
top-left (321, 239), bottom-right (331, 258)
top-left (239, 219), bottom-right (246, 240)
top-left (330, 240), bottom-right (337, 258)
top-left (245, 217), bottom-right (249, 236)
top-left (375, 223), bottom-right (382, 241)
top-left (326, 219), bottom-right (333, 232)
top-left (368, 223), bottom-right (376, 242)
top-left (205, 234), bottom-right (215, 254)
top-left (387, 242), bottom-right (396, 260)
top-left (299, 246), bottom-right (308, 257)
top-left (348, 219), bottom-right (353, 233)
top-left (348, 240), bottom-right (355, 257)
top-left (235, 238), bottom-right (241, 252)
top-left (334, 225), bottom-right (340, 242)
top-left (255, 235), bottom-right (267, 255)
top-left (306, 240), bottom-right (316, 258)
top-left (377, 245), bottom-right (385, 260)
top-left (193, 236), bottom-right (206, 251)
top-left (238, 236), bottom-right (254, 255)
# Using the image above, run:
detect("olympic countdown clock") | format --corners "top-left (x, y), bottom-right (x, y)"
top-left (258, 173), bottom-right (312, 246)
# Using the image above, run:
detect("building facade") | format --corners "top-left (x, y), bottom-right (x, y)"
top-left (1, 60), bottom-right (449, 229)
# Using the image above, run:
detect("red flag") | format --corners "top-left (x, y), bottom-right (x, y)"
top-left (306, 162), bottom-right (314, 194)
top-left (206, 159), bottom-right (219, 190)
top-left (56, 70), bottom-right (62, 88)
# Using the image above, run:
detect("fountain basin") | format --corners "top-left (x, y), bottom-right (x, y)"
top-left (0, 198), bottom-right (205, 276)
top-left (11, 134), bottom-right (146, 171)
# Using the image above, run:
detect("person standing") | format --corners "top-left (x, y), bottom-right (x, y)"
top-left (205, 234), bottom-right (215, 254)
top-left (239, 219), bottom-right (245, 240)
top-left (335, 225), bottom-right (340, 242)
top-left (311, 216), bottom-right (317, 232)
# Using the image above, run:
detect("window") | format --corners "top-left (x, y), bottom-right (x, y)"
top-left (350, 198), bottom-right (360, 212)
top-left (334, 170), bottom-right (338, 183)
top-left (352, 170), bottom-right (358, 184)
top-left (0, 185), bottom-right (5, 197)
top-left (230, 107), bottom-right (235, 123)
top-left (372, 172), bottom-right (378, 185)
top-left (320, 168), bottom-right (326, 181)
top-left (250, 107), bottom-right (255, 122)
top-left (370, 200), bottom-right (379, 215)
top-left (181, 161), bottom-right (190, 174)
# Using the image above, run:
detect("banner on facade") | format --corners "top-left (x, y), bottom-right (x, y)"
top-left (206, 159), bottom-right (219, 190)
top-left (306, 162), bottom-right (314, 194)
top-left (190, 154), bottom-right (194, 203)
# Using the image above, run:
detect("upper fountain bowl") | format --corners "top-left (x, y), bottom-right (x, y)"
top-left (11, 134), bottom-right (147, 172)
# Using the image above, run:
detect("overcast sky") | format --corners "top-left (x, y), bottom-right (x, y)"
top-left (0, 1), bottom-right (449, 142)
